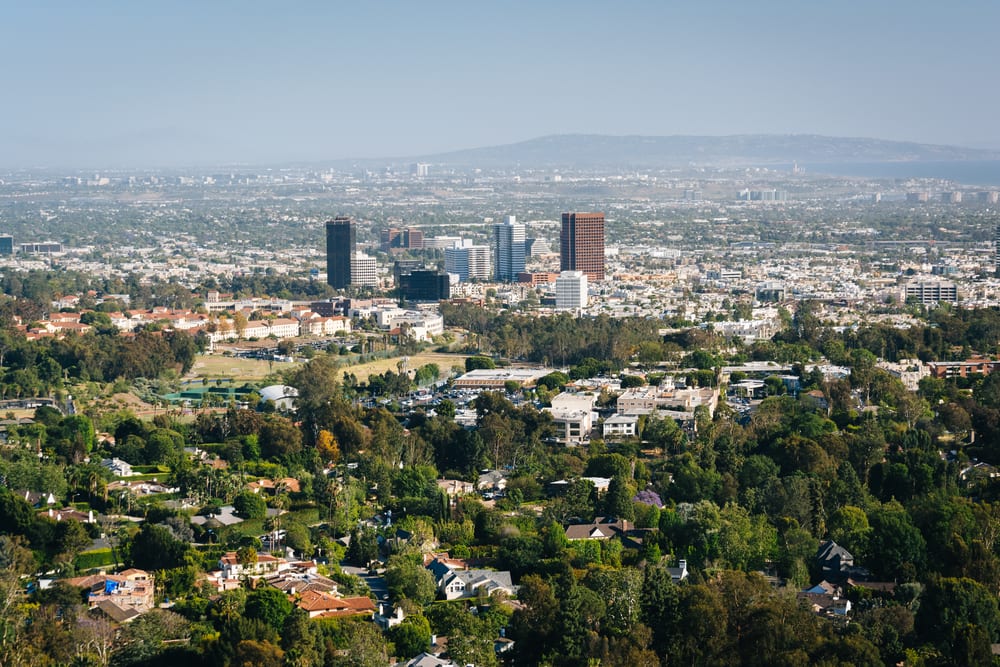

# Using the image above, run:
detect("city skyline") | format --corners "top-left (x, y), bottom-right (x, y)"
top-left (3, 2), bottom-right (1000, 167)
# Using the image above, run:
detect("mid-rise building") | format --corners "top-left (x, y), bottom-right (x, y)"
top-left (927, 358), bottom-right (1000, 379)
top-left (350, 252), bottom-right (378, 287)
top-left (392, 260), bottom-right (424, 283)
top-left (492, 215), bottom-right (526, 282)
top-left (736, 189), bottom-right (788, 202)
top-left (902, 280), bottom-right (958, 306)
top-left (525, 238), bottom-right (551, 255)
top-left (517, 271), bottom-right (559, 285)
top-left (326, 217), bottom-right (355, 289)
top-left (0, 236), bottom-right (12, 255)
top-left (398, 269), bottom-right (451, 302)
top-left (20, 242), bottom-right (62, 254)
top-left (422, 236), bottom-right (464, 250)
top-left (755, 281), bottom-right (787, 302)
top-left (560, 212), bottom-right (605, 281)
top-left (546, 392), bottom-right (598, 446)
top-left (380, 228), bottom-right (400, 252)
top-left (555, 270), bottom-right (588, 309)
top-left (381, 227), bottom-right (424, 252)
top-left (445, 245), bottom-right (491, 281)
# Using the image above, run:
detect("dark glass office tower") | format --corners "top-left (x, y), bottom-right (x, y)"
top-left (326, 217), bottom-right (355, 289)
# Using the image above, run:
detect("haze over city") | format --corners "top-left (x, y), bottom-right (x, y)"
top-left (3, 0), bottom-right (1000, 167)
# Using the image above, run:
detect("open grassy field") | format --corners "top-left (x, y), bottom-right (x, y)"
top-left (183, 351), bottom-right (468, 387)
top-left (185, 355), bottom-right (299, 383)
top-left (341, 352), bottom-right (469, 383)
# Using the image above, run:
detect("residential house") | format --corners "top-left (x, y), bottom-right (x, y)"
top-left (846, 579), bottom-right (897, 596)
top-left (397, 653), bottom-right (454, 667)
top-left (495, 637), bottom-right (516, 656)
top-left (295, 590), bottom-right (375, 619)
top-left (477, 470), bottom-right (508, 493)
top-left (248, 477), bottom-right (302, 495)
top-left (218, 551), bottom-right (287, 579)
top-left (101, 458), bottom-right (135, 477)
top-left (815, 540), bottom-right (870, 582)
top-left (67, 569), bottom-right (155, 622)
top-left (190, 505), bottom-right (244, 527)
top-left (564, 517), bottom-right (630, 541)
top-left (602, 413), bottom-right (639, 439)
top-left (436, 568), bottom-right (516, 601)
top-left (667, 559), bottom-right (689, 583)
top-left (264, 570), bottom-right (338, 596)
top-left (373, 603), bottom-right (406, 630)
top-left (107, 480), bottom-right (178, 496)
top-left (436, 479), bottom-right (475, 497)
top-left (20, 490), bottom-right (57, 507)
top-left (41, 507), bottom-right (95, 524)
top-left (797, 582), bottom-right (852, 619)
top-left (425, 556), bottom-right (515, 601)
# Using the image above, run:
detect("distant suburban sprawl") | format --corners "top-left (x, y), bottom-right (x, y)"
top-left (5, 134), bottom-right (1000, 666)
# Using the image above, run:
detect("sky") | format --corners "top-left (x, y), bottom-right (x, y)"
top-left (2, 1), bottom-right (998, 167)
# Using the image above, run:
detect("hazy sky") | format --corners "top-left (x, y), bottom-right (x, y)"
top-left (3, 1), bottom-right (998, 167)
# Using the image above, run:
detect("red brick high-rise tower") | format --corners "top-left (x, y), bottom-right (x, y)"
top-left (560, 212), bottom-right (605, 281)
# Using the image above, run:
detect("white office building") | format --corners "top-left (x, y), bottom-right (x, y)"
top-left (555, 270), bottom-right (588, 309)
top-left (350, 252), bottom-right (378, 287)
top-left (445, 245), bottom-right (491, 282)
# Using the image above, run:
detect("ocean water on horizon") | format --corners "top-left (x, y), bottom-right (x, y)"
top-left (798, 161), bottom-right (1000, 187)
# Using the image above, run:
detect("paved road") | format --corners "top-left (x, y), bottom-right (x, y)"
top-left (341, 563), bottom-right (390, 602)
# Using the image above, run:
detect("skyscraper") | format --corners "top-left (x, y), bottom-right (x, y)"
top-left (326, 216), bottom-right (355, 289)
top-left (493, 215), bottom-right (526, 282)
top-left (995, 224), bottom-right (1000, 276)
top-left (560, 212), bottom-right (605, 281)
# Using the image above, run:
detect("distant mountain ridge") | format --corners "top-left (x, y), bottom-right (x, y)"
top-left (409, 134), bottom-right (1000, 169)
